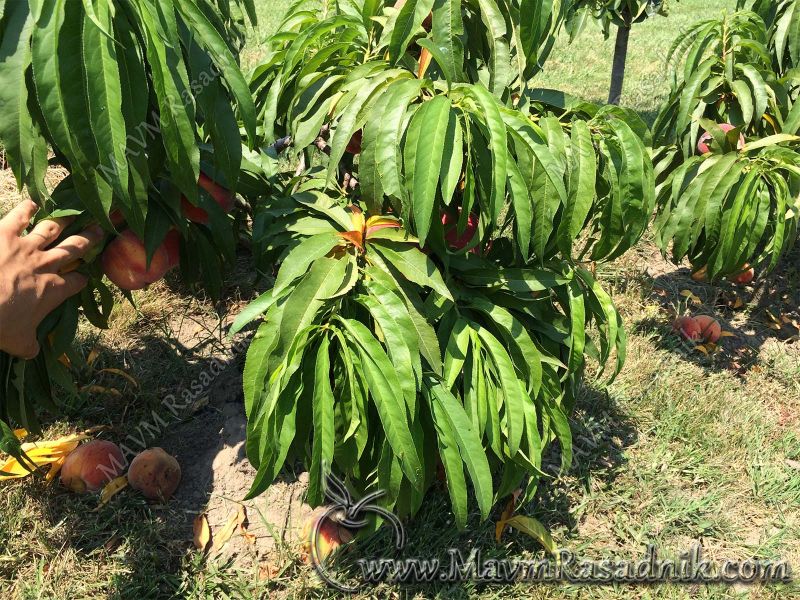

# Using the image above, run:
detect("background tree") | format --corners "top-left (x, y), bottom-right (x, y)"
top-left (567, 0), bottom-right (675, 104)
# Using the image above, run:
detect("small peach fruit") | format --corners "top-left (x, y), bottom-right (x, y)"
top-left (697, 123), bottom-right (745, 155)
top-left (694, 315), bottom-right (722, 343)
top-left (127, 447), bottom-right (182, 501)
top-left (300, 507), bottom-right (354, 563)
top-left (673, 316), bottom-right (701, 341)
top-left (60, 440), bottom-right (126, 493)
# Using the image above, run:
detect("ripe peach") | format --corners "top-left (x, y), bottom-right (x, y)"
top-left (346, 129), bottom-right (363, 155)
top-left (60, 440), bottom-right (126, 493)
top-left (101, 230), bottom-right (173, 290)
top-left (442, 210), bottom-right (478, 251)
top-left (694, 315), bottom-right (722, 343)
top-left (729, 264), bottom-right (754, 285)
top-left (697, 123), bottom-right (745, 155)
top-left (127, 448), bottom-right (181, 501)
top-left (181, 172), bottom-right (235, 224)
top-left (300, 507), bottom-right (354, 563)
top-left (673, 316), bottom-right (701, 341)
top-left (162, 229), bottom-right (181, 269)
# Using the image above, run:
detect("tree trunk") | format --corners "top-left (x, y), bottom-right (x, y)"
top-left (608, 23), bottom-right (631, 105)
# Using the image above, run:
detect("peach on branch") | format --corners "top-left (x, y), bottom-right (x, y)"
top-left (180, 172), bottom-right (235, 224)
top-left (442, 210), bottom-right (478, 251)
top-left (697, 123), bottom-right (745, 155)
top-left (345, 129), bottom-right (363, 155)
top-left (101, 229), bottom-right (174, 290)
top-left (127, 447), bottom-right (182, 501)
top-left (60, 440), bottom-right (126, 493)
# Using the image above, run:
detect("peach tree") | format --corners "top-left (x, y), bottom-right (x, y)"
top-left (236, 0), bottom-right (654, 525)
top-left (651, 8), bottom-right (800, 281)
top-left (0, 0), bottom-right (258, 430)
top-left (565, 1), bottom-right (675, 104)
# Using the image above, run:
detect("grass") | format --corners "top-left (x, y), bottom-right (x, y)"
top-left (1, 1), bottom-right (799, 598)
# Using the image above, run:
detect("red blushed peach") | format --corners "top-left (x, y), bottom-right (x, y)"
top-left (729, 264), bottom-right (754, 285)
top-left (345, 129), bottom-right (363, 155)
top-left (180, 172), bottom-right (235, 224)
top-left (162, 229), bottom-right (181, 269)
top-left (673, 316), bottom-right (702, 341)
top-left (697, 123), bottom-right (745, 155)
top-left (127, 448), bottom-right (181, 501)
top-left (60, 440), bottom-right (126, 493)
top-left (101, 230), bottom-right (173, 290)
top-left (300, 507), bottom-right (354, 563)
top-left (694, 315), bottom-right (722, 343)
top-left (442, 210), bottom-right (479, 252)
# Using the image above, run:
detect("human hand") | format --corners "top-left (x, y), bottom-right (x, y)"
top-left (0, 200), bottom-right (105, 359)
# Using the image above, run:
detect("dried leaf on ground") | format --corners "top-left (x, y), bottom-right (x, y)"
top-left (94, 476), bottom-right (128, 511)
top-left (194, 513), bottom-right (211, 551)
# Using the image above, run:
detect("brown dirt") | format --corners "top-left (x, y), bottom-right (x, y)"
top-left (163, 359), bottom-right (312, 569)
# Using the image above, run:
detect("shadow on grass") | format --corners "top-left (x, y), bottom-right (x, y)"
top-left (5, 328), bottom-right (250, 598)
top-left (285, 384), bottom-right (638, 598)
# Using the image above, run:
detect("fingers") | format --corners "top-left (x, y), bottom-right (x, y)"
top-left (16, 338), bottom-right (41, 361)
top-left (40, 225), bottom-right (105, 269)
top-left (36, 272), bottom-right (89, 318)
top-left (26, 216), bottom-right (73, 249)
top-left (0, 200), bottom-right (38, 236)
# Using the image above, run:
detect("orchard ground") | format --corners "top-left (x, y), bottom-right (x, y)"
top-left (1, 0), bottom-right (799, 598)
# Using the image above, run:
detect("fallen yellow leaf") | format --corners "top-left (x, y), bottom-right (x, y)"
top-left (193, 513), bottom-right (211, 552)
top-left (80, 385), bottom-right (122, 397)
top-left (94, 476), bottom-right (128, 511)
top-left (211, 506), bottom-right (246, 555)
top-left (97, 368), bottom-right (139, 389)
top-left (86, 346), bottom-right (101, 367)
top-left (503, 515), bottom-right (557, 555)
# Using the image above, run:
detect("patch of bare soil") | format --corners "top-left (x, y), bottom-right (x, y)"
top-left (158, 341), bottom-right (311, 572)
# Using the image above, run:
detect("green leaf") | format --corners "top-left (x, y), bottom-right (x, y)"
top-left (375, 79), bottom-right (425, 199)
top-left (273, 232), bottom-right (342, 297)
top-left (278, 256), bottom-right (348, 356)
top-left (558, 120), bottom-right (595, 255)
top-left (365, 265), bottom-right (442, 374)
top-left (308, 335), bottom-right (334, 506)
top-left (82, 0), bottom-right (130, 206)
top-left (428, 378), bottom-right (494, 521)
top-left (175, 0), bottom-right (257, 144)
top-left (430, 0), bottom-right (465, 85)
top-left (370, 240), bottom-right (453, 300)
top-left (475, 324), bottom-right (525, 457)
top-left (337, 318), bottom-right (424, 489)
top-left (503, 515), bottom-right (556, 554)
top-left (0, 2), bottom-right (41, 192)
top-left (463, 84), bottom-right (508, 216)
top-left (388, 0), bottom-right (435, 63)
top-left (404, 95), bottom-right (453, 245)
